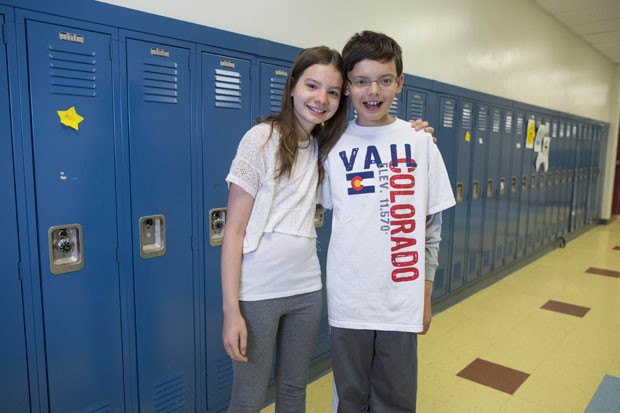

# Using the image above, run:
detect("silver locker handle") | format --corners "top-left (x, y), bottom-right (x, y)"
top-left (48, 224), bottom-right (84, 275)
top-left (209, 208), bottom-right (226, 247)
top-left (139, 215), bottom-right (166, 258)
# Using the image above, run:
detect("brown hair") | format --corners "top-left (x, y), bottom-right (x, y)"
top-left (260, 46), bottom-right (349, 183)
top-left (342, 30), bottom-right (403, 77)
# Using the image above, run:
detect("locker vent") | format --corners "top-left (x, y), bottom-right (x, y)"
top-left (389, 97), bottom-right (398, 117)
top-left (216, 355), bottom-right (233, 389)
top-left (84, 400), bottom-right (112, 413)
top-left (214, 68), bottom-right (242, 109)
top-left (442, 100), bottom-right (455, 128)
top-left (143, 58), bottom-right (179, 104)
top-left (492, 110), bottom-right (500, 133)
top-left (552, 122), bottom-right (558, 138)
top-left (461, 105), bottom-right (472, 130)
top-left (559, 123), bottom-right (565, 138)
top-left (48, 45), bottom-right (97, 97)
top-left (516, 115), bottom-right (524, 136)
top-left (270, 74), bottom-right (286, 113)
top-left (153, 372), bottom-right (186, 412)
top-left (505, 113), bottom-right (513, 133)
top-left (410, 94), bottom-right (425, 120)
top-left (477, 107), bottom-right (487, 131)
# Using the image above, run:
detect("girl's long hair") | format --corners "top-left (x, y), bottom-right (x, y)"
top-left (259, 46), bottom-right (349, 183)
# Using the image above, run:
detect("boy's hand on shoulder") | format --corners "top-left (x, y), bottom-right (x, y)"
top-left (408, 119), bottom-right (437, 143)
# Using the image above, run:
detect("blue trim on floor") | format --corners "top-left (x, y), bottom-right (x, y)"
top-left (586, 374), bottom-right (620, 412)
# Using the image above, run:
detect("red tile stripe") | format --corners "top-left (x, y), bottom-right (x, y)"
top-left (541, 300), bottom-right (590, 317)
top-left (457, 358), bottom-right (530, 395)
top-left (586, 267), bottom-right (620, 278)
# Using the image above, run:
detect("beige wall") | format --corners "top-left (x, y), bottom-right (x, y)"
top-left (98, 0), bottom-right (620, 219)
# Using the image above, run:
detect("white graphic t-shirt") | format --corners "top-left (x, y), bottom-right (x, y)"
top-left (321, 118), bottom-right (455, 333)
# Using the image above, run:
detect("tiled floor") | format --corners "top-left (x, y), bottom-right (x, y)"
top-left (261, 219), bottom-right (620, 412)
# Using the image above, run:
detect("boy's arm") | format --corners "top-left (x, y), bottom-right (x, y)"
top-left (422, 212), bottom-right (442, 334)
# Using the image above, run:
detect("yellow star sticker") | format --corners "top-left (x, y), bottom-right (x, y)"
top-left (57, 106), bottom-right (84, 131)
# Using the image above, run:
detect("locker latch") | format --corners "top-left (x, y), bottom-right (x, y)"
top-left (48, 224), bottom-right (84, 275)
top-left (209, 208), bottom-right (226, 247)
top-left (139, 215), bottom-right (166, 259)
top-left (314, 204), bottom-right (325, 228)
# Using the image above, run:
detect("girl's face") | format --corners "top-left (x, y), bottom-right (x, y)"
top-left (291, 63), bottom-right (343, 135)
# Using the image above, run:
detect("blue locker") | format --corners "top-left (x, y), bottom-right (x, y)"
top-left (0, 11), bottom-right (30, 412)
top-left (567, 121), bottom-right (579, 233)
top-left (23, 18), bottom-right (125, 411)
top-left (125, 36), bottom-right (196, 411)
top-left (481, 106), bottom-right (501, 275)
top-left (201, 49), bottom-right (254, 411)
top-left (524, 113), bottom-right (540, 253)
top-left (495, 108), bottom-right (512, 269)
top-left (450, 98), bottom-right (473, 291)
top-left (514, 112), bottom-right (529, 260)
top-left (536, 115), bottom-right (551, 248)
top-left (504, 111), bottom-right (521, 264)
top-left (259, 62), bottom-right (289, 115)
top-left (466, 103), bottom-right (487, 284)
top-left (547, 119), bottom-right (559, 241)
top-left (557, 119), bottom-right (568, 236)
top-left (406, 87), bottom-right (452, 299)
top-left (586, 124), bottom-right (597, 224)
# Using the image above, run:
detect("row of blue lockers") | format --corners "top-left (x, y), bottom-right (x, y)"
top-left (0, 0), bottom-right (608, 412)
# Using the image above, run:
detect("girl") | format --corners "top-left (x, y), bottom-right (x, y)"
top-left (221, 46), bottom-right (349, 412)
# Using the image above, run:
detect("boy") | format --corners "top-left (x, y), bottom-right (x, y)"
top-left (321, 31), bottom-right (456, 412)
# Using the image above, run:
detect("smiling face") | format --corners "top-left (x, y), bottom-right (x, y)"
top-left (346, 58), bottom-right (404, 127)
top-left (291, 63), bottom-right (343, 135)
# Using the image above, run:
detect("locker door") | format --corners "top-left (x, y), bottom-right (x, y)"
top-left (537, 118), bottom-right (550, 247)
top-left (514, 113), bottom-right (528, 259)
top-left (568, 122), bottom-right (579, 233)
top-left (259, 62), bottom-right (289, 116)
top-left (504, 112), bottom-right (520, 264)
top-left (0, 12), bottom-right (30, 412)
top-left (557, 120), bottom-right (568, 235)
top-left (495, 109), bottom-right (512, 269)
top-left (548, 120), bottom-right (559, 241)
top-left (126, 38), bottom-right (195, 411)
top-left (25, 20), bottom-right (124, 411)
top-left (201, 51), bottom-right (253, 410)
top-left (410, 89), bottom-right (452, 299)
top-left (466, 103), bottom-right (486, 284)
top-left (525, 114), bottom-right (539, 253)
top-left (450, 99), bottom-right (473, 291)
top-left (481, 106), bottom-right (501, 275)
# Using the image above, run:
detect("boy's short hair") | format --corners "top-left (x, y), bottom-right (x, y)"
top-left (342, 31), bottom-right (403, 76)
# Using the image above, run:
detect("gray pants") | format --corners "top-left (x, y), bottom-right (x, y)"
top-left (227, 290), bottom-right (322, 413)
top-left (330, 327), bottom-right (418, 413)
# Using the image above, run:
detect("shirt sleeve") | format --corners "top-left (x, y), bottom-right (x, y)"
top-left (425, 212), bottom-right (442, 282)
top-left (225, 128), bottom-right (267, 198)
top-left (318, 160), bottom-right (333, 209)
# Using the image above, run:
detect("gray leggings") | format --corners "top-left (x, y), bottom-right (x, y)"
top-left (227, 290), bottom-right (323, 413)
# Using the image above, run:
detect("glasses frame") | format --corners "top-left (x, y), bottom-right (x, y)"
top-left (347, 75), bottom-right (399, 89)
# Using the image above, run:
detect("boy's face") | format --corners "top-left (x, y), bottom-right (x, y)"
top-left (346, 58), bottom-right (404, 127)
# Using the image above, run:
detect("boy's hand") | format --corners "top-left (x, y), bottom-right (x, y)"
top-left (421, 280), bottom-right (433, 334)
top-left (409, 119), bottom-right (437, 143)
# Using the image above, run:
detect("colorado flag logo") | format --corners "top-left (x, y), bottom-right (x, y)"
top-left (346, 171), bottom-right (375, 195)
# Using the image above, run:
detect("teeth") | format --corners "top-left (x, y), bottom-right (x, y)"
top-left (308, 106), bottom-right (326, 113)
top-left (365, 101), bottom-right (381, 106)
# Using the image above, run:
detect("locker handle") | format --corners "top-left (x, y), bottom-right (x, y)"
top-left (472, 180), bottom-right (479, 201)
top-left (140, 215), bottom-right (166, 258)
top-left (456, 182), bottom-right (463, 203)
top-left (522, 176), bottom-right (527, 192)
top-left (511, 176), bottom-right (517, 193)
top-left (209, 208), bottom-right (226, 247)
top-left (539, 173), bottom-right (545, 188)
top-left (531, 174), bottom-right (536, 189)
top-left (486, 179), bottom-right (493, 198)
top-left (48, 224), bottom-right (84, 275)
top-left (500, 178), bottom-right (506, 196)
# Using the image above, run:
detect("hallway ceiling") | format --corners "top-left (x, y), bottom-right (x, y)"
top-left (535, 0), bottom-right (620, 63)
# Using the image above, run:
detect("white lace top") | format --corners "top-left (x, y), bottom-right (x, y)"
top-left (226, 123), bottom-right (319, 254)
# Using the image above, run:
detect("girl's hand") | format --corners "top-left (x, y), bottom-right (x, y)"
top-left (222, 311), bottom-right (249, 362)
top-left (409, 119), bottom-right (437, 143)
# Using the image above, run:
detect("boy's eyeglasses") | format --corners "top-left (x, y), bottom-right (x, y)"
top-left (348, 76), bottom-right (398, 89)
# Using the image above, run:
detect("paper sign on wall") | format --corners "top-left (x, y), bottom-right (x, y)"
top-left (525, 119), bottom-right (536, 149)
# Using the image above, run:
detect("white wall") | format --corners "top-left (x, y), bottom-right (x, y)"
top-left (99, 0), bottom-right (620, 218)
